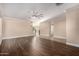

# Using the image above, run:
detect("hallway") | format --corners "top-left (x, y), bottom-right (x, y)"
top-left (0, 3), bottom-right (79, 56)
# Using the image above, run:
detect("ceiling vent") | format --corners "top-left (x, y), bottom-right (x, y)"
top-left (56, 3), bottom-right (63, 6)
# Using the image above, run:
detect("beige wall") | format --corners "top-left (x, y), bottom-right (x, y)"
top-left (50, 14), bottom-right (66, 40)
top-left (53, 17), bottom-right (66, 39)
top-left (0, 18), bottom-right (2, 38)
top-left (66, 6), bottom-right (79, 47)
top-left (50, 14), bottom-right (66, 43)
top-left (0, 18), bottom-right (2, 44)
top-left (39, 14), bottom-right (66, 40)
top-left (39, 20), bottom-right (50, 39)
top-left (2, 17), bottom-right (33, 39)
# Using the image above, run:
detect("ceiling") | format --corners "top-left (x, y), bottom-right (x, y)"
top-left (0, 3), bottom-right (79, 23)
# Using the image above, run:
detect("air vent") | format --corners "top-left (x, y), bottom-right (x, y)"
top-left (56, 3), bottom-right (63, 6)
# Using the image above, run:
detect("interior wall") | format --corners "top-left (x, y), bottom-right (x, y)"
top-left (2, 17), bottom-right (33, 39)
top-left (39, 20), bottom-right (50, 39)
top-left (50, 14), bottom-right (66, 43)
top-left (66, 6), bottom-right (79, 47)
top-left (53, 17), bottom-right (66, 39)
top-left (0, 18), bottom-right (2, 44)
top-left (0, 18), bottom-right (2, 38)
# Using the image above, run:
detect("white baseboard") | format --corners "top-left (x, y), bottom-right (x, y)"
top-left (40, 34), bottom-right (49, 36)
top-left (53, 36), bottom-right (66, 39)
top-left (40, 35), bottom-right (66, 40)
top-left (40, 34), bottom-right (50, 39)
top-left (67, 42), bottom-right (79, 47)
top-left (2, 34), bottom-right (34, 40)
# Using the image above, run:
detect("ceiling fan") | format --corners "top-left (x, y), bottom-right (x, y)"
top-left (31, 10), bottom-right (43, 19)
top-left (27, 9), bottom-right (44, 20)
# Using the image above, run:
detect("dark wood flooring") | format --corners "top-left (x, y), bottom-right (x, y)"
top-left (0, 36), bottom-right (79, 56)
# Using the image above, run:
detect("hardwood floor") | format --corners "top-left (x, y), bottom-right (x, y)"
top-left (0, 36), bottom-right (79, 56)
